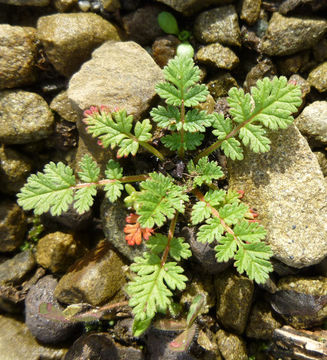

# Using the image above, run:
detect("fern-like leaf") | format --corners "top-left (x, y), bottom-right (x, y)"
top-left (150, 105), bottom-right (180, 130)
top-left (77, 155), bottom-right (100, 182)
top-left (161, 132), bottom-right (204, 151)
top-left (215, 233), bottom-right (237, 262)
top-left (73, 186), bottom-right (97, 214)
top-left (187, 157), bottom-right (224, 187)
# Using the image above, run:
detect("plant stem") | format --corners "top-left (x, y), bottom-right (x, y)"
top-left (139, 141), bottom-right (165, 161)
top-left (178, 100), bottom-right (185, 159)
top-left (74, 174), bottom-right (149, 189)
top-left (161, 212), bottom-right (178, 267)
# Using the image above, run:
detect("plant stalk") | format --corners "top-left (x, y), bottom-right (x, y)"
top-left (161, 212), bottom-right (178, 267)
top-left (74, 174), bottom-right (149, 189)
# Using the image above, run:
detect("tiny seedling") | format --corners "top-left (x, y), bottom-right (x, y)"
top-left (18, 55), bottom-right (302, 335)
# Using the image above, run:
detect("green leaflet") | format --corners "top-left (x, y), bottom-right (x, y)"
top-left (187, 157), bottom-right (224, 187)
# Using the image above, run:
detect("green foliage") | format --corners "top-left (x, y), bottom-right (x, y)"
top-left (17, 54), bottom-right (303, 337)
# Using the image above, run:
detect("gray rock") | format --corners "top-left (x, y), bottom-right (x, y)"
top-left (37, 13), bottom-right (121, 77)
top-left (0, 146), bottom-right (33, 194)
top-left (36, 232), bottom-right (83, 273)
top-left (279, 0), bottom-right (327, 14)
top-left (261, 13), bottom-right (327, 56)
top-left (64, 333), bottom-right (144, 360)
top-left (295, 101), bottom-right (327, 145)
top-left (0, 315), bottom-right (67, 360)
top-left (26, 275), bottom-right (81, 344)
top-left (122, 5), bottom-right (164, 45)
top-left (68, 41), bottom-right (164, 121)
top-left (308, 62), bottom-right (327, 92)
top-left (0, 250), bottom-right (35, 285)
top-left (240, 0), bottom-right (261, 26)
top-left (156, 0), bottom-right (235, 16)
top-left (246, 301), bottom-right (283, 340)
top-left (101, 200), bottom-right (146, 262)
top-left (214, 269), bottom-right (254, 335)
top-left (0, 90), bottom-right (54, 144)
top-left (50, 90), bottom-right (79, 123)
top-left (228, 125), bottom-right (327, 268)
top-left (194, 6), bottom-right (241, 46)
top-left (0, 200), bottom-right (27, 252)
top-left (215, 329), bottom-right (248, 360)
top-left (0, 0), bottom-right (49, 6)
top-left (207, 73), bottom-right (238, 99)
top-left (196, 43), bottom-right (239, 70)
top-left (0, 25), bottom-right (37, 89)
top-left (54, 240), bottom-right (127, 306)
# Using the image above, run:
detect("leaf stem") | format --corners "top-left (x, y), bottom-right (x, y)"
top-left (139, 141), bottom-right (165, 161)
top-left (161, 212), bottom-right (178, 267)
top-left (178, 100), bottom-right (185, 159)
top-left (74, 174), bottom-right (149, 189)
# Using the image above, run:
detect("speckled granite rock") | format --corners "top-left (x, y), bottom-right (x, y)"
top-left (228, 125), bottom-right (327, 268)
top-left (37, 13), bottom-right (120, 77)
top-left (295, 101), bottom-right (327, 145)
top-left (261, 13), bottom-right (327, 56)
top-left (194, 5), bottom-right (241, 46)
top-left (308, 62), bottom-right (327, 92)
top-left (50, 90), bottom-right (79, 123)
top-left (196, 43), bottom-right (239, 70)
top-left (0, 90), bottom-right (54, 144)
top-left (0, 25), bottom-right (37, 89)
top-left (0, 315), bottom-right (67, 360)
top-left (240, 0), bottom-right (261, 25)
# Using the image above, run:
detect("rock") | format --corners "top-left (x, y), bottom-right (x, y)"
top-left (0, 200), bottom-right (27, 252)
top-left (295, 101), bottom-right (327, 146)
top-left (270, 276), bottom-right (327, 328)
top-left (152, 35), bottom-right (180, 68)
top-left (37, 13), bottom-right (120, 77)
top-left (100, 0), bottom-right (120, 12)
top-left (0, 90), bottom-right (54, 144)
top-left (288, 74), bottom-right (311, 110)
top-left (54, 240), bottom-right (126, 306)
top-left (194, 6), bottom-right (241, 46)
top-left (26, 275), bottom-right (81, 344)
top-left (308, 62), bottom-right (327, 92)
top-left (314, 151), bottom-right (327, 176)
top-left (215, 329), bottom-right (248, 360)
top-left (0, 0), bottom-right (49, 6)
top-left (50, 91), bottom-right (79, 123)
top-left (313, 38), bottom-right (327, 62)
top-left (122, 5), bottom-right (164, 45)
top-left (207, 73), bottom-right (238, 99)
top-left (68, 41), bottom-right (164, 121)
top-left (214, 269), bottom-right (254, 335)
top-left (0, 250), bottom-right (35, 285)
top-left (243, 59), bottom-right (276, 92)
top-left (261, 13), bottom-right (327, 56)
top-left (0, 146), bottom-right (33, 194)
top-left (240, 0), bottom-right (261, 26)
top-left (53, 0), bottom-right (77, 12)
top-left (246, 301), bottom-right (283, 340)
top-left (121, 0), bottom-right (140, 11)
top-left (276, 51), bottom-right (310, 76)
top-left (0, 25), bottom-right (37, 89)
top-left (36, 232), bottom-right (83, 273)
top-left (155, 0), bottom-right (235, 16)
top-left (196, 43), bottom-right (239, 70)
top-left (0, 315), bottom-right (67, 360)
top-left (64, 333), bottom-right (144, 360)
top-left (196, 93), bottom-right (216, 113)
top-left (279, 0), bottom-right (327, 14)
top-left (196, 329), bottom-right (222, 359)
top-left (101, 200), bottom-right (146, 262)
top-left (228, 125), bottom-right (327, 268)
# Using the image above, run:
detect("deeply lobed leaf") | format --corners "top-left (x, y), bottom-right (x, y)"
top-left (187, 157), bottom-right (224, 187)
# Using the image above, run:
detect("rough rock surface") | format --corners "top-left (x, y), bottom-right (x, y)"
top-left (261, 13), bottom-right (327, 56)
top-left (152, 35), bottom-right (180, 68)
top-left (295, 101), bottom-right (327, 145)
top-left (26, 275), bottom-right (81, 344)
top-left (240, 0), bottom-right (261, 25)
top-left (207, 73), bottom-right (238, 99)
top-left (156, 0), bottom-right (234, 16)
top-left (196, 43), bottom-right (239, 70)
top-left (194, 5), bottom-right (241, 46)
top-left (0, 315), bottom-right (67, 360)
top-left (0, 90), bottom-right (54, 144)
top-left (50, 90), bottom-right (79, 123)
top-left (0, 25), bottom-right (36, 89)
top-left (37, 13), bottom-right (120, 77)
top-left (228, 125), bottom-right (327, 268)
top-left (0, 250), bottom-right (35, 284)
top-left (68, 41), bottom-right (164, 120)
top-left (54, 240), bottom-right (126, 306)
top-left (215, 329), bottom-right (248, 360)
top-left (0, 200), bottom-right (27, 252)
top-left (214, 270), bottom-right (254, 334)
top-left (307, 62), bottom-right (327, 92)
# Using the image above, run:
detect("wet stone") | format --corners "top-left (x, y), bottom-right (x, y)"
top-left (37, 13), bottom-right (120, 77)
top-left (0, 200), bottom-right (27, 252)
top-left (54, 240), bottom-right (127, 306)
top-left (0, 90), bottom-right (54, 145)
top-left (279, 0), bottom-right (327, 14)
top-left (276, 51), bottom-right (310, 77)
top-left (25, 275), bottom-right (81, 344)
top-left (207, 73), bottom-right (238, 99)
top-left (214, 269), bottom-right (254, 335)
top-left (308, 62), bottom-right (327, 92)
top-left (243, 59), bottom-right (276, 92)
top-left (0, 250), bottom-right (35, 285)
top-left (261, 12), bottom-right (327, 56)
top-left (50, 90), bottom-right (79, 123)
top-left (53, 0), bottom-right (77, 12)
top-left (194, 5), bottom-right (241, 46)
top-left (196, 43), bottom-right (239, 70)
top-left (215, 329), bottom-right (248, 360)
top-left (0, 25), bottom-right (37, 89)
top-left (240, 0), bottom-right (261, 26)
top-left (100, 0), bottom-right (120, 12)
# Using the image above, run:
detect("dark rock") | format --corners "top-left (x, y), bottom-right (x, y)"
top-left (207, 73), bottom-right (238, 99)
top-left (243, 59), bottom-right (276, 92)
top-left (240, 0), bottom-right (261, 26)
top-left (25, 275), bottom-right (81, 344)
top-left (276, 51), bottom-right (311, 76)
top-left (279, 0), bottom-right (327, 14)
top-left (50, 90), bottom-right (79, 123)
top-left (0, 0), bottom-right (49, 5)
top-left (0, 200), bottom-right (27, 252)
top-left (308, 62), bottom-right (327, 92)
top-left (152, 35), bottom-right (180, 68)
top-left (215, 329), bottom-right (248, 360)
top-left (196, 43), bottom-right (239, 70)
